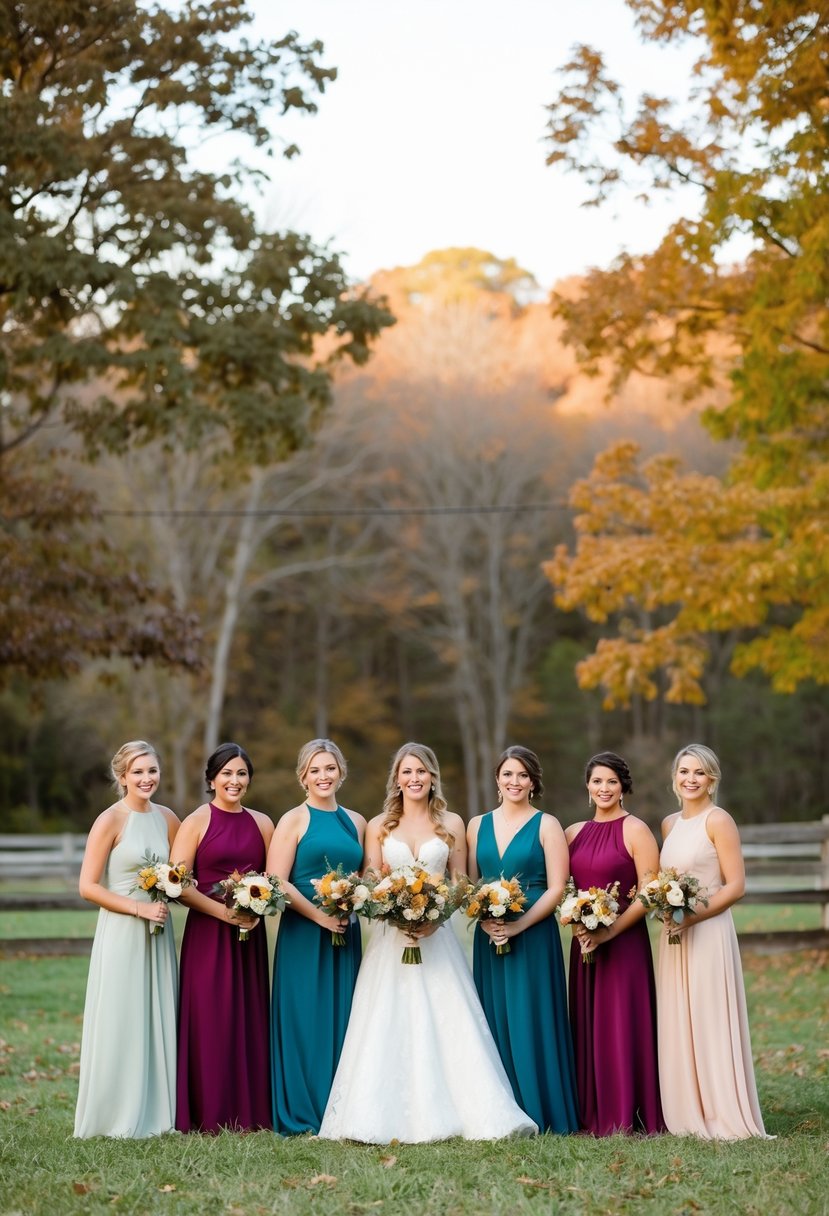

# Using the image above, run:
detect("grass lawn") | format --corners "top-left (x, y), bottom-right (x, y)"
top-left (0, 939), bottom-right (827, 1216)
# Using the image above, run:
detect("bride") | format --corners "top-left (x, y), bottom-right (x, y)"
top-left (318, 743), bottom-right (537, 1143)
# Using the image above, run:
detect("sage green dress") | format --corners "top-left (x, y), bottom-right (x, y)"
top-left (74, 807), bottom-right (178, 1138)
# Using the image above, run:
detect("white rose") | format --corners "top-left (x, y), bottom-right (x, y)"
top-left (491, 906), bottom-right (506, 917)
top-left (582, 914), bottom-right (599, 930)
top-left (352, 884), bottom-right (370, 910)
top-left (559, 897), bottom-right (578, 921)
top-left (402, 908), bottom-right (416, 920)
top-left (235, 886), bottom-right (252, 908)
top-left (434, 895), bottom-right (445, 910)
top-left (426, 909), bottom-right (440, 920)
top-left (250, 898), bottom-right (268, 915)
top-left (666, 882), bottom-right (685, 907)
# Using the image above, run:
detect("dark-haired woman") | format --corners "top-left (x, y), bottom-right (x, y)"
top-left (175, 743), bottom-right (274, 1132)
top-left (468, 745), bottom-right (578, 1134)
top-left (565, 752), bottom-right (663, 1135)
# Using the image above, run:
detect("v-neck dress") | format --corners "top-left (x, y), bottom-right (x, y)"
top-left (473, 810), bottom-right (578, 1133)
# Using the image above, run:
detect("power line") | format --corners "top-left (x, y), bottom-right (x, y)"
top-left (97, 502), bottom-right (572, 519)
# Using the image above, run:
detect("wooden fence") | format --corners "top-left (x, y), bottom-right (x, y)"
top-left (1, 819), bottom-right (828, 952)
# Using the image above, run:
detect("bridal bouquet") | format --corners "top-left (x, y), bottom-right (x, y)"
top-left (211, 870), bottom-right (289, 941)
top-left (460, 876), bottom-right (526, 954)
top-left (311, 865), bottom-right (371, 946)
top-left (558, 879), bottom-right (620, 963)
top-left (637, 867), bottom-right (708, 945)
top-left (132, 854), bottom-right (194, 935)
top-left (366, 864), bottom-right (458, 963)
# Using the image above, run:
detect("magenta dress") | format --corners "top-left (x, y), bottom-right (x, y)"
top-left (176, 804), bottom-right (271, 1132)
top-left (568, 816), bottom-right (664, 1135)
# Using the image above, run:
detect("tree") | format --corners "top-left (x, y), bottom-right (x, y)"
top-left (0, 1), bottom-right (393, 684)
top-left (544, 1), bottom-right (829, 706)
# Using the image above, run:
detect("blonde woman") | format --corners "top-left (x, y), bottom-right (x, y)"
top-left (74, 741), bottom-right (179, 1137)
top-left (267, 739), bottom-right (365, 1134)
top-left (657, 743), bottom-right (769, 1138)
top-left (318, 743), bottom-right (536, 1143)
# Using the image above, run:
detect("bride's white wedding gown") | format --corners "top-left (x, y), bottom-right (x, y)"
top-left (318, 835), bottom-right (537, 1143)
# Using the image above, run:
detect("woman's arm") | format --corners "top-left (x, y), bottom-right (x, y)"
top-left (466, 816), bottom-right (482, 882)
top-left (480, 814), bottom-right (569, 942)
top-left (446, 812), bottom-right (468, 881)
top-left (78, 809), bottom-right (167, 926)
top-left (362, 816), bottom-right (384, 876)
top-left (265, 807), bottom-right (347, 933)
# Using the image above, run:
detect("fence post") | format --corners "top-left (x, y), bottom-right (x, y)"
top-left (61, 833), bottom-right (75, 882)
top-left (816, 817), bottom-right (821, 929)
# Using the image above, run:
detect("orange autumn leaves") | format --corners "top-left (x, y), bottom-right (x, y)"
top-left (546, 441), bottom-right (829, 708)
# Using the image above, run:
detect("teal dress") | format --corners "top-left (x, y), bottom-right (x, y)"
top-left (473, 810), bottom-right (578, 1133)
top-left (270, 805), bottom-right (363, 1134)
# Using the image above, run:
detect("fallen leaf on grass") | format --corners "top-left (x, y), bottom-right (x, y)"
top-left (516, 1176), bottom-right (555, 1192)
top-left (72, 1183), bottom-right (93, 1195)
top-left (158, 1184), bottom-right (176, 1193)
top-left (379, 1154), bottom-right (397, 1168)
top-left (307, 1175), bottom-right (337, 1188)
top-left (0, 1101), bottom-right (11, 1111)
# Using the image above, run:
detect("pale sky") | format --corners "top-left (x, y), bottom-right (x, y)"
top-left (232, 0), bottom-right (702, 289)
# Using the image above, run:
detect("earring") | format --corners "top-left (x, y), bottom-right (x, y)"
top-left (619, 794), bottom-right (625, 809)
top-left (707, 786), bottom-right (715, 797)
top-left (430, 784), bottom-right (435, 794)
top-left (497, 789), bottom-right (503, 803)
top-left (587, 794), bottom-right (593, 810)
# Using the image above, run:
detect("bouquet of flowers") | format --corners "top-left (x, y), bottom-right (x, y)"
top-left (636, 867), bottom-right (708, 945)
top-left (132, 853), bottom-right (194, 935)
top-left (311, 865), bottom-right (371, 946)
top-left (460, 875), bottom-right (526, 954)
top-left (558, 879), bottom-right (621, 963)
top-left (366, 864), bottom-right (458, 963)
top-left (211, 870), bottom-right (289, 941)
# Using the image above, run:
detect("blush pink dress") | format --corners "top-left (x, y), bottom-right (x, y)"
top-left (657, 808), bottom-right (769, 1139)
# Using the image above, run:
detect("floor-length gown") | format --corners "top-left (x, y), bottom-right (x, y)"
top-left (270, 805), bottom-right (363, 1134)
top-left (568, 816), bottom-right (664, 1134)
top-left (75, 808), bottom-right (177, 1138)
top-left (176, 804), bottom-right (271, 1132)
top-left (657, 809), bottom-right (768, 1138)
top-left (473, 812), bottom-right (579, 1133)
top-left (318, 835), bottom-right (537, 1143)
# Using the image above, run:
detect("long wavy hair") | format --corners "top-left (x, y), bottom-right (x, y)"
top-left (378, 742), bottom-right (454, 847)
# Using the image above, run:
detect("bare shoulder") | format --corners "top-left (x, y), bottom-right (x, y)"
top-left (624, 815), bottom-right (656, 842)
top-left (467, 813), bottom-right (483, 837)
top-left (661, 810), bottom-right (681, 840)
top-left (707, 806), bottom-right (739, 838)
top-left (539, 811), bottom-right (567, 841)
top-left (178, 802), bottom-right (211, 831)
top-left (157, 804), bottom-right (181, 829)
top-left (245, 807), bottom-right (274, 828)
top-left (341, 807), bottom-right (367, 831)
top-left (88, 804), bottom-right (126, 838)
top-left (444, 811), bottom-right (466, 837)
top-left (565, 819), bottom-right (586, 844)
top-left (276, 804), bottom-right (310, 833)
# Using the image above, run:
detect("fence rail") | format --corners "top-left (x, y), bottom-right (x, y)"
top-left (1, 819), bottom-right (828, 934)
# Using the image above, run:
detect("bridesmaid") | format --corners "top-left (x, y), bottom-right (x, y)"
top-left (657, 743), bottom-right (769, 1138)
top-left (565, 751), bottom-right (664, 1135)
top-left (175, 742), bottom-right (274, 1132)
top-left (267, 738), bottom-right (365, 1134)
top-left (467, 745), bottom-right (578, 1133)
top-left (75, 741), bottom-right (179, 1137)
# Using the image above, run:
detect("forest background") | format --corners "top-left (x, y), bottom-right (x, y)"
top-left (1, 0), bottom-right (827, 834)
